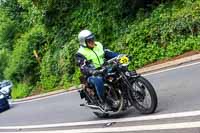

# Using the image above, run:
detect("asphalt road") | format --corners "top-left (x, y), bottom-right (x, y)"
top-left (1, 61), bottom-right (200, 132)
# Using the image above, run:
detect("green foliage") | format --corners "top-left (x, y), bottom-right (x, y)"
top-left (0, 49), bottom-right (10, 80)
top-left (0, 10), bottom-right (16, 50)
top-left (12, 83), bottom-right (33, 99)
top-left (4, 24), bottom-right (45, 83)
top-left (112, 0), bottom-right (200, 69)
top-left (0, 0), bottom-right (24, 21)
top-left (40, 38), bottom-right (79, 90)
top-left (40, 50), bottom-right (59, 91)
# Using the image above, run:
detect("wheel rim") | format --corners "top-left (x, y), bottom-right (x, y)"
top-left (132, 80), bottom-right (152, 110)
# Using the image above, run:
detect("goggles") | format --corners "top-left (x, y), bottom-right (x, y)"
top-left (85, 34), bottom-right (95, 42)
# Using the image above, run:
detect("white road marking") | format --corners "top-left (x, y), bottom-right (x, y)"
top-left (4, 121), bottom-right (200, 133)
top-left (1, 110), bottom-right (200, 130)
top-left (12, 90), bottom-right (77, 105)
top-left (143, 61), bottom-right (200, 76)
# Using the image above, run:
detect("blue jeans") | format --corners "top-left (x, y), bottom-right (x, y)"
top-left (87, 76), bottom-right (104, 99)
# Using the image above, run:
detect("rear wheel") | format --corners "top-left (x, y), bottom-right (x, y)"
top-left (130, 76), bottom-right (157, 114)
top-left (93, 85), bottom-right (124, 118)
top-left (106, 85), bottom-right (124, 112)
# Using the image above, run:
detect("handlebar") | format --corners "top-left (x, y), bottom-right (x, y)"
top-left (106, 54), bottom-right (129, 64)
top-left (106, 56), bottom-right (119, 64)
top-left (94, 54), bottom-right (129, 75)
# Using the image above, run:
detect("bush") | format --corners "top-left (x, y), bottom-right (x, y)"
top-left (12, 83), bottom-right (33, 99)
top-left (0, 49), bottom-right (10, 80)
top-left (40, 39), bottom-right (79, 90)
top-left (112, 0), bottom-right (200, 69)
top-left (0, 10), bottom-right (17, 51)
top-left (40, 50), bottom-right (59, 91)
top-left (4, 24), bottom-right (45, 83)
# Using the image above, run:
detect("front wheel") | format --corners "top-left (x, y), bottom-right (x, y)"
top-left (130, 76), bottom-right (157, 114)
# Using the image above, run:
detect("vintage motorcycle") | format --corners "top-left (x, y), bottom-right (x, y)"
top-left (79, 55), bottom-right (157, 118)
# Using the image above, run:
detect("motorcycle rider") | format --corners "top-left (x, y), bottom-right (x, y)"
top-left (76, 30), bottom-right (119, 111)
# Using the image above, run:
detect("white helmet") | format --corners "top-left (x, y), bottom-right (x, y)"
top-left (78, 30), bottom-right (95, 47)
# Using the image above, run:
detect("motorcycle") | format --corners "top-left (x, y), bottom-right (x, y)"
top-left (79, 55), bottom-right (158, 118)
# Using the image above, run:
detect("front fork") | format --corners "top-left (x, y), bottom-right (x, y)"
top-left (120, 71), bottom-right (140, 105)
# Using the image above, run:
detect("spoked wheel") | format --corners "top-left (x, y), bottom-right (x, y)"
top-left (130, 76), bottom-right (157, 114)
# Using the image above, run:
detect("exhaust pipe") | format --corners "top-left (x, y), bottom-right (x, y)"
top-left (80, 103), bottom-right (106, 113)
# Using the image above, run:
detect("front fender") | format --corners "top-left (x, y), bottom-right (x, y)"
top-left (125, 71), bottom-right (140, 78)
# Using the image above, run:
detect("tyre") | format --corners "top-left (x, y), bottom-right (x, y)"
top-left (130, 76), bottom-right (157, 114)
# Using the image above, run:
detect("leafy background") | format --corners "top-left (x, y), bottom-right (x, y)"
top-left (0, 0), bottom-right (200, 98)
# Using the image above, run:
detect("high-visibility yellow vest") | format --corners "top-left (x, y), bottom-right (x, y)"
top-left (77, 42), bottom-right (104, 68)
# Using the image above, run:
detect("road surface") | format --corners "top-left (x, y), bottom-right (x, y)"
top-left (1, 61), bottom-right (200, 133)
